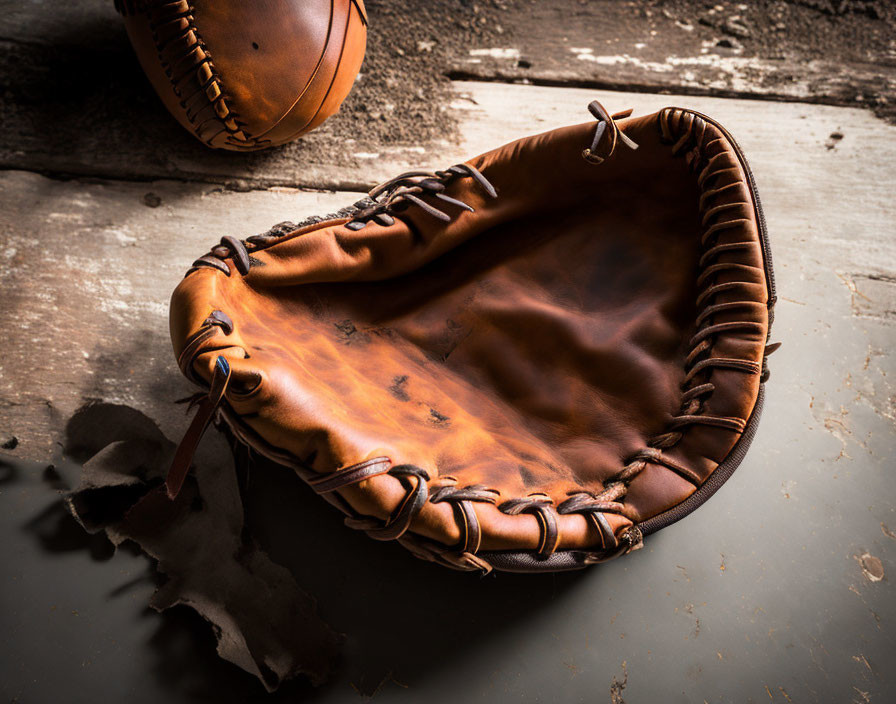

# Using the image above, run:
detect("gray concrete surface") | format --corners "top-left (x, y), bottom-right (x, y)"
top-left (1, 80), bottom-right (895, 701)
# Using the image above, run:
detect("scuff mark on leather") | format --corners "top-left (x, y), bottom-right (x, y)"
top-left (334, 319), bottom-right (371, 345)
top-left (429, 408), bottom-right (451, 426)
top-left (518, 464), bottom-right (536, 487)
top-left (389, 375), bottom-right (410, 401)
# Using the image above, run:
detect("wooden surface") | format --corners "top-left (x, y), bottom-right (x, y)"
top-left (448, 1), bottom-right (894, 109)
top-left (1, 0), bottom-right (893, 191)
top-left (0, 178), bottom-right (354, 455)
top-left (3, 83), bottom-right (894, 459)
top-left (1, 72), bottom-right (892, 189)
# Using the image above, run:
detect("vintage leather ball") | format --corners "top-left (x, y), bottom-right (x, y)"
top-left (115, 0), bottom-right (368, 150)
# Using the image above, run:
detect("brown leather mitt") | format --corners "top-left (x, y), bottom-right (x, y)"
top-left (168, 101), bottom-right (777, 572)
top-left (115, 0), bottom-right (367, 150)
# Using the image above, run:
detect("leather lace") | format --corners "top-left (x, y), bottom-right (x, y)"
top-left (190, 235), bottom-right (252, 276)
top-left (345, 164), bottom-right (497, 230)
top-left (187, 166), bottom-right (498, 277)
top-left (557, 107), bottom-right (776, 533)
top-left (582, 101), bottom-right (638, 164)
top-left (166, 355), bottom-right (232, 499)
top-left (662, 110), bottom-right (767, 435)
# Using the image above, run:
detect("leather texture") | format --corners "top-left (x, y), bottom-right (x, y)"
top-left (115, 0), bottom-right (367, 150)
top-left (168, 104), bottom-right (776, 572)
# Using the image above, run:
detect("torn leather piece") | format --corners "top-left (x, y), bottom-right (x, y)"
top-left (64, 402), bottom-right (340, 690)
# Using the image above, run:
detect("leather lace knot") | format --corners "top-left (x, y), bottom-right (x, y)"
top-left (582, 101), bottom-right (638, 164)
top-left (190, 235), bottom-right (251, 276)
top-left (346, 163), bottom-right (497, 230)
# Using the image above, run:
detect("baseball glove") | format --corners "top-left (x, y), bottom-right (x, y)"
top-left (167, 101), bottom-right (777, 572)
top-left (114, 0), bottom-right (367, 150)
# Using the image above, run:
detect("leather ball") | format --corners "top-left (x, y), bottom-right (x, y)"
top-left (115, 0), bottom-right (368, 151)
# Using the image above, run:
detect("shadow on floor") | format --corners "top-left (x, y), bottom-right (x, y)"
top-left (242, 451), bottom-right (597, 696)
top-left (8, 397), bottom-right (606, 699)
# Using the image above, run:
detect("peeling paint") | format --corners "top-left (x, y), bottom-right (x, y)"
top-left (567, 48), bottom-right (817, 98)
top-left (469, 47), bottom-right (521, 60)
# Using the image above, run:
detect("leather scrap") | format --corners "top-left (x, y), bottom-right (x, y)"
top-left (64, 402), bottom-right (340, 691)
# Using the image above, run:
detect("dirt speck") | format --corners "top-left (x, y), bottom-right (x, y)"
top-left (781, 480), bottom-right (796, 499)
top-left (1, 436), bottom-right (18, 450)
top-left (334, 319), bottom-right (370, 345)
top-left (335, 320), bottom-right (357, 336)
top-left (853, 686), bottom-right (872, 703)
top-left (142, 192), bottom-right (161, 208)
top-left (852, 653), bottom-right (873, 672)
top-left (825, 131), bottom-right (844, 149)
top-left (42, 464), bottom-right (67, 490)
top-left (610, 660), bottom-right (628, 704)
top-left (684, 602), bottom-right (701, 638)
top-left (856, 552), bottom-right (885, 582)
top-left (881, 523), bottom-right (896, 540)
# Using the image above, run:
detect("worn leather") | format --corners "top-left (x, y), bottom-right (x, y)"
top-left (116, 0), bottom-right (367, 150)
top-left (169, 105), bottom-right (774, 571)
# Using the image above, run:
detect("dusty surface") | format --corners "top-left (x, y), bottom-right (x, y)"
top-left (0, 176), bottom-right (352, 456)
top-left (455, 1), bottom-right (896, 119)
top-left (0, 0), bottom-right (893, 190)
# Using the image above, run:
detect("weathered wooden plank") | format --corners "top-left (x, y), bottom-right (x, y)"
top-left (0, 176), bottom-right (354, 455)
top-left (1, 0), bottom-right (893, 191)
top-left (0, 0), bottom-right (496, 191)
top-left (4, 68), bottom-right (896, 197)
top-left (2, 84), bottom-right (895, 459)
top-left (448, 0), bottom-right (895, 116)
